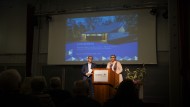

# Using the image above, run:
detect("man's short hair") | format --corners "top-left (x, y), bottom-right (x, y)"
top-left (88, 56), bottom-right (93, 59)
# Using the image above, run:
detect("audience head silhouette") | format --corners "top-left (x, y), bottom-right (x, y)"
top-left (49, 76), bottom-right (62, 89)
top-left (103, 79), bottom-right (144, 107)
top-left (115, 79), bottom-right (138, 99)
top-left (0, 69), bottom-right (22, 92)
top-left (31, 76), bottom-right (47, 93)
top-left (0, 69), bottom-right (42, 107)
top-left (63, 80), bottom-right (101, 107)
top-left (20, 77), bottom-right (33, 95)
top-left (73, 80), bottom-right (89, 96)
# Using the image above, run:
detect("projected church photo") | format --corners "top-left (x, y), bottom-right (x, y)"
top-left (81, 22), bottom-right (138, 44)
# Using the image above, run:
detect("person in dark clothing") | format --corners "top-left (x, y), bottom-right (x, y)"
top-left (47, 77), bottom-right (71, 107)
top-left (103, 79), bottom-right (145, 107)
top-left (63, 80), bottom-right (101, 107)
top-left (0, 69), bottom-right (41, 107)
top-left (81, 56), bottom-right (97, 97)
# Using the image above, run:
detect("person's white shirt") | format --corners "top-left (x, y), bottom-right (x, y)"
top-left (87, 63), bottom-right (92, 77)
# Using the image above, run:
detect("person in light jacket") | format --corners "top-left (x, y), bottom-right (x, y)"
top-left (106, 55), bottom-right (123, 83)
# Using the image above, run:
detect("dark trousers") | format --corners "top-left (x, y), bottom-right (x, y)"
top-left (86, 78), bottom-right (94, 97)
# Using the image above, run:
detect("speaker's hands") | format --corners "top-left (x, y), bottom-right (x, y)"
top-left (86, 72), bottom-right (93, 77)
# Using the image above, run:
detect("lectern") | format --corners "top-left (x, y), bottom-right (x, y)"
top-left (92, 68), bottom-right (119, 104)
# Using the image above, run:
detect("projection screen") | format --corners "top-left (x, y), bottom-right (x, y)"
top-left (48, 8), bottom-right (157, 65)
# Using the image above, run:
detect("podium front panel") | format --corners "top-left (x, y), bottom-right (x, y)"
top-left (94, 69), bottom-right (108, 82)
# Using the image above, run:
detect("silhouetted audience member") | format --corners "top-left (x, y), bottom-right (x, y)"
top-left (47, 77), bottom-right (71, 107)
top-left (20, 77), bottom-right (33, 95)
top-left (30, 76), bottom-right (55, 107)
top-left (103, 79), bottom-right (145, 107)
top-left (64, 80), bottom-right (101, 107)
top-left (0, 69), bottom-right (40, 107)
top-left (73, 80), bottom-right (90, 96)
